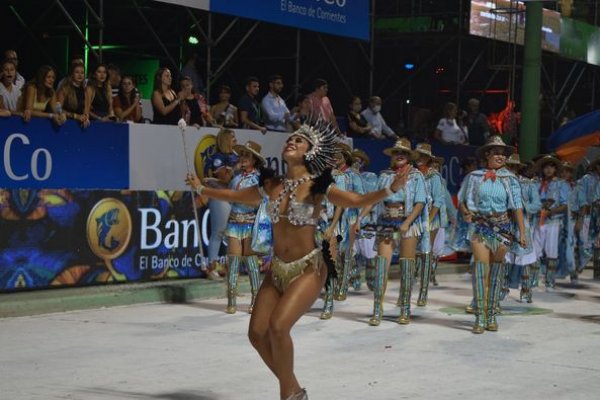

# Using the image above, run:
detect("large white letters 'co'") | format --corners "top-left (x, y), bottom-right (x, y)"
top-left (3, 133), bottom-right (53, 181)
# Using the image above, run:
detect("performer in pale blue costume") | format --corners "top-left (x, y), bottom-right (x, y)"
top-left (222, 141), bottom-right (264, 314)
top-left (431, 156), bottom-right (456, 286)
top-left (320, 143), bottom-right (366, 319)
top-left (557, 162), bottom-right (579, 282)
top-left (575, 157), bottom-right (600, 276)
top-left (502, 153), bottom-right (541, 303)
top-left (357, 138), bottom-right (428, 326)
top-left (413, 143), bottom-right (447, 306)
top-left (351, 149), bottom-right (379, 291)
top-left (458, 136), bottom-right (525, 334)
top-left (533, 155), bottom-right (568, 291)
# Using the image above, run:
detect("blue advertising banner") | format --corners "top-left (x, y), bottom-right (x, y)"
top-left (0, 117), bottom-right (129, 189)
top-left (211, 0), bottom-right (370, 41)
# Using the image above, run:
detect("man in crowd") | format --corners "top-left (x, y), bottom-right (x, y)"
top-left (261, 74), bottom-right (290, 132)
top-left (466, 98), bottom-right (490, 146)
top-left (0, 60), bottom-right (21, 113)
top-left (361, 96), bottom-right (397, 140)
top-left (308, 78), bottom-right (338, 129)
top-left (181, 52), bottom-right (204, 95)
top-left (239, 76), bottom-right (266, 133)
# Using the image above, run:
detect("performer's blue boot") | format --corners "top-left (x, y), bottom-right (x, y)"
top-left (520, 264), bottom-right (532, 303)
top-left (472, 261), bottom-right (489, 334)
top-left (244, 255), bottom-right (262, 314)
top-left (398, 258), bottom-right (415, 325)
top-left (226, 255), bottom-right (241, 314)
top-left (369, 256), bottom-right (388, 326)
top-left (487, 262), bottom-right (504, 331)
top-left (417, 253), bottom-right (432, 306)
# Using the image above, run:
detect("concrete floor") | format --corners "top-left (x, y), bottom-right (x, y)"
top-left (1, 270), bottom-right (600, 400)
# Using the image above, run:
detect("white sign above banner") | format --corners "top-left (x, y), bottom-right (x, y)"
top-left (152, 0), bottom-right (209, 10)
top-left (129, 124), bottom-right (291, 191)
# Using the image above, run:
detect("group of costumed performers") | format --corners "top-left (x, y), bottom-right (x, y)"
top-left (184, 119), bottom-right (600, 397)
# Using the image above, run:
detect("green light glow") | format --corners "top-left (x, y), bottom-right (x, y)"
top-left (188, 36), bottom-right (199, 45)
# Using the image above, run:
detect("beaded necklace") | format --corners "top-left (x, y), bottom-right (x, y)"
top-left (269, 175), bottom-right (314, 224)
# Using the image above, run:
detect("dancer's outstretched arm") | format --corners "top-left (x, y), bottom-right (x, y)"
top-left (327, 170), bottom-right (407, 209)
top-left (185, 173), bottom-right (262, 206)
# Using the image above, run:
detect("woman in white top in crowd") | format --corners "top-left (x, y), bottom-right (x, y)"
top-left (434, 102), bottom-right (468, 145)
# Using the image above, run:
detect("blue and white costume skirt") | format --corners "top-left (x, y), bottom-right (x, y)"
top-left (469, 213), bottom-right (513, 253)
top-left (225, 212), bottom-right (256, 240)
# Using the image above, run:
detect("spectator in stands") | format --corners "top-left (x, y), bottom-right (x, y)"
top-left (179, 75), bottom-right (212, 127)
top-left (108, 64), bottom-right (121, 97)
top-left (204, 128), bottom-right (238, 280)
top-left (151, 67), bottom-right (183, 125)
top-left (19, 65), bottom-right (66, 125)
top-left (211, 85), bottom-right (238, 128)
top-left (58, 54), bottom-right (85, 88)
top-left (85, 64), bottom-right (116, 122)
top-left (361, 96), bottom-right (397, 139)
top-left (434, 102), bottom-right (468, 145)
top-left (239, 76), bottom-right (266, 133)
top-left (181, 52), bottom-right (204, 94)
top-left (0, 96), bottom-right (10, 117)
top-left (113, 75), bottom-right (142, 123)
top-left (261, 74), bottom-right (290, 132)
top-left (290, 94), bottom-right (311, 130)
top-left (308, 78), bottom-right (337, 127)
top-left (466, 98), bottom-right (490, 146)
top-left (0, 60), bottom-right (21, 113)
top-left (56, 62), bottom-right (89, 127)
top-left (346, 95), bottom-right (371, 136)
top-left (3, 50), bottom-right (25, 89)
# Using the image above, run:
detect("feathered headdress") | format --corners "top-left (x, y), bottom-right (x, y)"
top-left (290, 118), bottom-right (339, 176)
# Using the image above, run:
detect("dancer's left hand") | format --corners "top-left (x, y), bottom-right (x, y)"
top-left (185, 173), bottom-right (201, 189)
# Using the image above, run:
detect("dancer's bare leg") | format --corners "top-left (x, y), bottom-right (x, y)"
top-left (248, 273), bottom-right (281, 376)
top-left (269, 264), bottom-right (327, 399)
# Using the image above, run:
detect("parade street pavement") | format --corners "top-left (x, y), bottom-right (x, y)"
top-left (2, 269), bottom-right (600, 400)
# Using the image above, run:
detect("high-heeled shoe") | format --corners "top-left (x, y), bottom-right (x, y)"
top-left (283, 388), bottom-right (308, 400)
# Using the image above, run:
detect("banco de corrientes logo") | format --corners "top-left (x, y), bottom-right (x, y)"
top-left (194, 134), bottom-right (216, 180)
top-left (86, 198), bottom-right (132, 260)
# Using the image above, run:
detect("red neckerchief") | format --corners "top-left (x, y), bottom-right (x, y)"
top-left (417, 165), bottom-right (428, 174)
top-left (483, 169), bottom-right (497, 182)
top-left (540, 177), bottom-right (553, 193)
top-left (339, 165), bottom-right (349, 173)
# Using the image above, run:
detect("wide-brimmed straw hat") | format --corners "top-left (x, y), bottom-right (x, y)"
top-left (475, 135), bottom-right (515, 159)
top-left (534, 154), bottom-right (562, 172)
top-left (383, 138), bottom-right (417, 159)
top-left (561, 161), bottom-right (576, 171)
top-left (506, 153), bottom-right (525, 167)
top-left (414, 143), bottom-right (434, 159)
top-left (414, 142), bottom-right (445, 164)
top-left (233, 141), bottom-right (266, 166)
top-left (337, 142), bottom-right (353, 159)
top-left (351, 149), bottom-right (370, 167)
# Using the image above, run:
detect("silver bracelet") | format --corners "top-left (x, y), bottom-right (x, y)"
top-left (195, 185), bottom-right (205, 196)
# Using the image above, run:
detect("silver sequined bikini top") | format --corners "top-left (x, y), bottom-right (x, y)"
top-left (267, 199), bottom-right (318, 226)
top-left (260, 177), bottom-right (319, 226)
